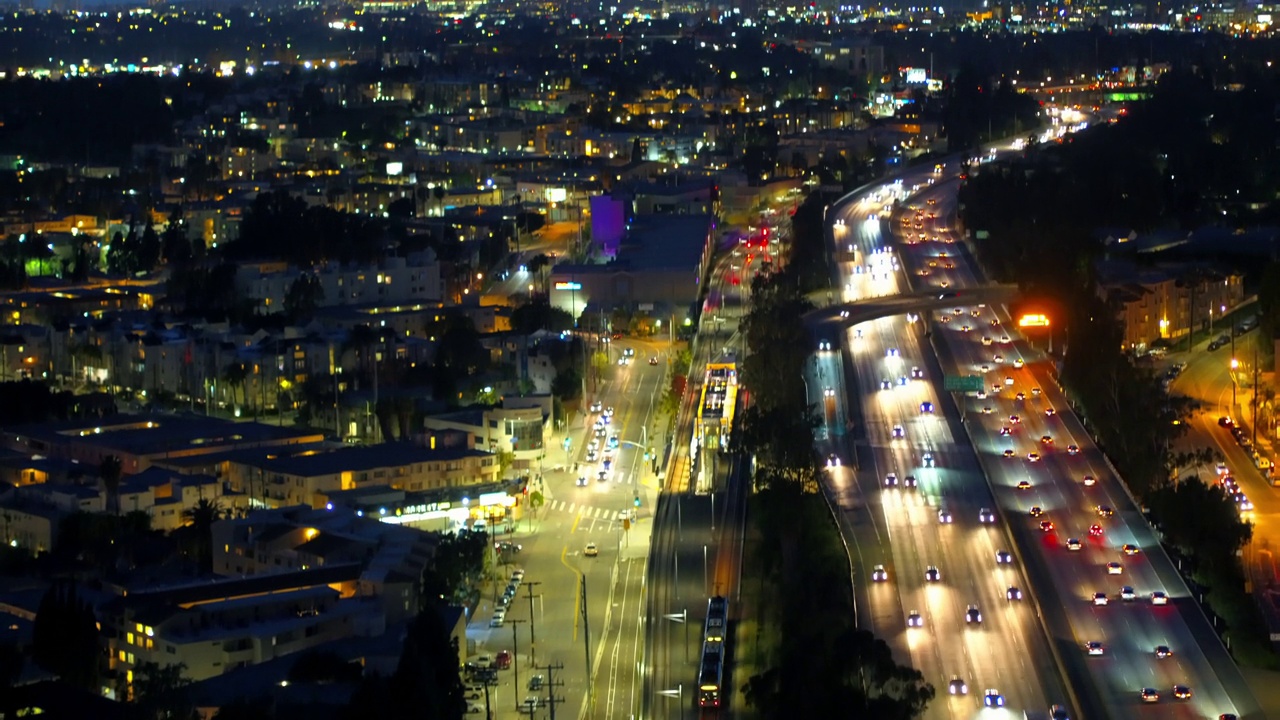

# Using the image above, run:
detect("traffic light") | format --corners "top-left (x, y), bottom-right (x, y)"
top-left (633, 496), bottom-right (641, 507)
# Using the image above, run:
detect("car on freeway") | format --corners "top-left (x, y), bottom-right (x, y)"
top-left (1086, 641), bottom-right (1105, 655)
top-left (979, 508), bottom-right (996, 523)
top-left (983, 689), bottom-right (1004, 707)
top-left (938, 510), bottom-right (953, 524)
top-left (965, 605), bottom-right (982, 624)
top-left (826, 454), bottom-right (841, 468)
top-left (994, 355), bottom-right (1005, 364)
top-left (1067, 538), bottom-right (1083, 551)
top-left (923, 565), bottom-right (943, 582)
top-left (1029, 506), bottom-right (1044, 516)
top-left (880, 378), bottom-right (892, 390)
top-left (1106, 562), bottom-right (1123, 575)
top-left (1006, 586), bottom-right (1023, 600)
top-left (995, 550), bottom-right (1013, 564)
top-left (982, 405), bottom-right (994, 414)
top-left (1089, 524), bottom-right (1104, 537)
top-left (907, 611), bottom-right (923, 627)
top-left (1017, 480), bottom-right (1032, 490)
top-left (1046, 407), bottom-right (1057, 417)
top-left (1121, 586), bottom-right (1136, 601)
top-left (1156, 645), bottom-right (1172, 658)
top-left (649, 356), bottom-right (658, 365)
top-left (871, 565), bottom-right (888, 581)
top-left (903, 475), bottom-right (918, 488)
top-left (1097, 505), bottom-right (1115, 517)
top-left (1014, 358), bottom-right (1025, 368)
top-left (982, 336), bottom-right (993, 346)
top-left (1050, 705), bottom-right (1070, 720)
top-left (590, 401), bottom-right (603, 413)
top-left (1093, 592), bottom-right (1109, 606)
top-left (1151, 591), bottom-right (1169, 605)
top-left (892, 425), bottom-right (905, 439)
top-left (911, 366), bottom-right (923, 379)
top-left (1173, 685), bottom-right (1193, 700)
top-left (1122, 544), bottom-right (1140, 555)
top-left (1028, 452), bottom-right (1042, 462)
top-left (584, 542), bottom-right (598, 557)
top-left (1009, 414), bottom-right (1022, 424)
top-left (1041, 435), bottom-right (1053, 444)
top-left (923, 452), bottom-right (935, 467)
top-left (1003, 449), bottom-right (1016, 458)
top-left (1040, 520), bottom-right (1055, 532)
top-left (1005, 376), bottom-right (1015, 385)
top-left (1141, 688), bottom-right (1160, 703)
top-left (920, 401), bottom-right (934, 414)
top-left (1083, 475), bottom-right (1097, 486)
top-left (999, 426), bottom-right (1013, 437)
top-left (883, 473), bottom-right (898, 487)
top-left (886, 347), bottom-right (899, 357)
top-left (1067, 444), bottom-right (1079, 455)
top-left (948, 677), bottom-right (968, 695)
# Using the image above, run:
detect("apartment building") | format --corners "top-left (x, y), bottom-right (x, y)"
top-left (211, 504), bottom-right (436, 623)
top-left (422, 395), bottom-right (551, 471)
top-left (223, 443), bottom-right (501, 509)
top-left (235, 251), bottom-right (444, 314)
top-left (101, 564), bottom-right (382, 688)
top-left (1096, 259), bottom-right (1245, 351)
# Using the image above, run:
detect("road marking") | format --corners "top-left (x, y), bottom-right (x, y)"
top-left (560, 544), bottom-right (582, 642)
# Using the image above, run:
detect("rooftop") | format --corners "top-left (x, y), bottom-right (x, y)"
top-left (231, 442), bottom-right (494, 479)
top-left (3, 414), bottom-right (323, 460)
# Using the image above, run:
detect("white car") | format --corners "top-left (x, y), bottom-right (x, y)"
top-left (1092, 592), bottom-right (1109, 606)
top-left (1086, 641), bottom-right (1105, 656)
top-left (1067, 538), bottom-right (1083, 551)
top-left (1151, 591), bottom-right (1169, 605)
top-left (584, 542), bottom-right (599, 557)
top-left (1120, 586), bottom-right (1136, 601)
top-left (1106, 562), bottom-right (1123, 575)
top-left (871, 564), bottom-right (889, 581)
top-left (490, 611), bottom-right (506, 628)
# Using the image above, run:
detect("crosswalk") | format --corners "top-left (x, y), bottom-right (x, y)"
top-left (544, 498), bottom-right (624, 520)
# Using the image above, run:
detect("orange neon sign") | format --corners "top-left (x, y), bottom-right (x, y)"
top-left (1018, 313), bottom-right (1050, 328)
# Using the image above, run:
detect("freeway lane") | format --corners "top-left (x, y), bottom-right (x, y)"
top-left (882, 155), bottom-right (1262, 719)
top-left (820, 177), bottom-right (1066, 719)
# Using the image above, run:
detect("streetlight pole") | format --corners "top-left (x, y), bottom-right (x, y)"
top-left (508, 618), bottom-right (526, 700)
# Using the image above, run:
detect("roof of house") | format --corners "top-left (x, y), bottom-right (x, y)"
top-left (233, 443), bottom-right (493, 479)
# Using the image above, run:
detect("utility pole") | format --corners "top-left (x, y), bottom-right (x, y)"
top-left (541, 661), bottom-right (566, 720)
top-left (580, 576), bottom-right (593, 709)
top-left (523, 581), bottom-right (541, 663)
top-left (479, 670), bottom-right (497, 720)
top-left (508, 618), bottom-right (526, 699)
top-left (1254, 340), bottom-right (1260, 448)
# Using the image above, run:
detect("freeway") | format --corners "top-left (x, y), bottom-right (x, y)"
top-left (819, 174), bottom-right (1068, 720)
top-left (872, 153), bottom-right (1261, 718)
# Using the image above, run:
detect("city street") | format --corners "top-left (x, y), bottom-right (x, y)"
top-left (463, 337), bottom-right (666, 720)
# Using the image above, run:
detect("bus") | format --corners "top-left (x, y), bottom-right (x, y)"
top-left (698, 596), bottom-right (729, 709)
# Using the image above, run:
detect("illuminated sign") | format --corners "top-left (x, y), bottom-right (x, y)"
top-left (1018, 314), bottom-right (1051, 328)
top-left (905, 68), bottom-right (928, 84)
top-left (555, 281), bottom-right (582, 291)
top-left (386, 162), bottom-right (403, 176)
top-left (545, 188), bottom-right (567, 203)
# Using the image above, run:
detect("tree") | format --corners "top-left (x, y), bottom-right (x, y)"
top-left (551, 366), bottom-right (582, 402)
top-left (1147, 477), bottom-right (1252, 566)
top-left (283, 273), bottom-right (325, 323)
top-left (387, 610), bottom-right (466, 720)
top-left (222, 362), bottom-right (248, 412)
top-left (132, 661), bottom-right (193, 720)
top-left (161, 208), bottom-right (193, 267)
top-left (180, 498), bottom-right (224, 573)
top-left (138, 221), bottom-right (162, 272)
top-left (31, 581), bottom-right (101, 692)
top-left (99, 454), bottom-right (124, 515)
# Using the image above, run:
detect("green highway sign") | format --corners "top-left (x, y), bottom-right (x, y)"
top-left (943, 375), bottom-right (984, 393)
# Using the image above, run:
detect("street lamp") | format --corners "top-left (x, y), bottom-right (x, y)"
top-left (1230, 357), bottom-right (1240, 413)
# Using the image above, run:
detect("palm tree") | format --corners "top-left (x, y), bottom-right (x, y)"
top-left (222, 362), bottom-right (248, 415)
top-left (99, 455), bottom-right (123, 515)
top-left (182, 498), bottom-right (224, 574)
